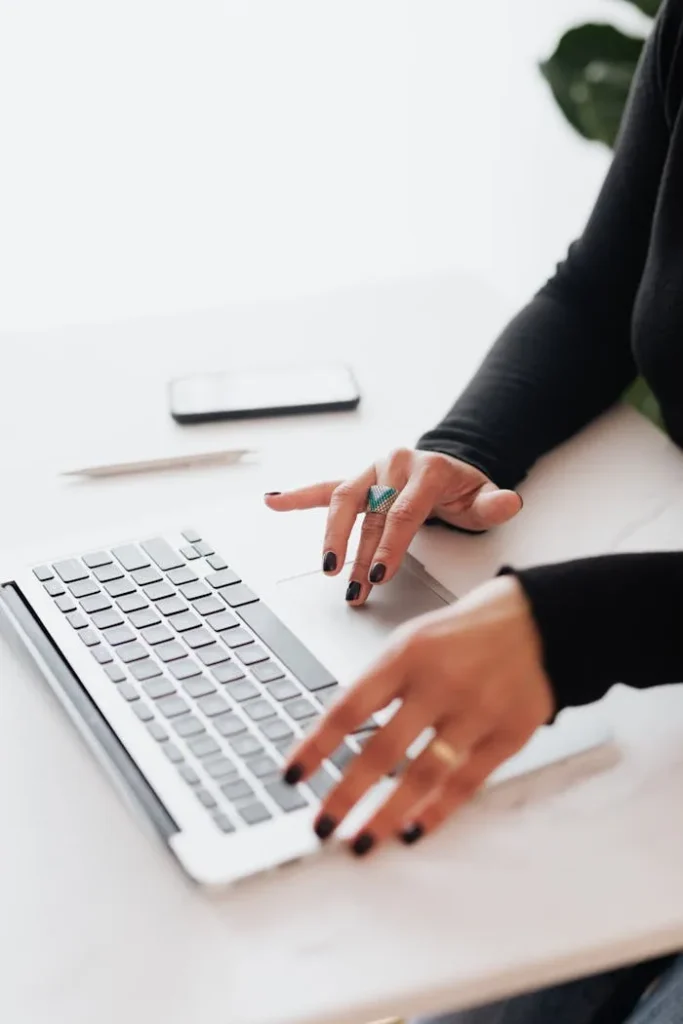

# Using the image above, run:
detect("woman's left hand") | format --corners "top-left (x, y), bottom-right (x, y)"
top-left (284, 574), bottom-right (555, 854)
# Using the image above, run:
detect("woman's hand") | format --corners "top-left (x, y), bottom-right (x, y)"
top-left (284, 574), bottom-right (554, 853)
top-left (264, 448), bottom-right (522, 605)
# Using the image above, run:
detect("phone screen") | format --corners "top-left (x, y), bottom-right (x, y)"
top-left (169, 363), bottom-right (360, 422)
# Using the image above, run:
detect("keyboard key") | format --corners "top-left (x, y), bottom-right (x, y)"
top-left (206, 610), bottom-right (239, 632)
top-left (197, 693), bottom-right (229, 717)
top-left (180, 581), bottom-right (211, 602)
top-left (253, 661), bottom-right (286, 685)
top-left (55, 594), bottom-right (77, 613)
top-left (147, 721), bottom-right (167, 742)
top-left (140, 624), bottom-right (173, 646)
top-left (229, 733), bottom-right (263, 758)
top-left (171, 611), bottom-right (201, 632)
top-left (82, 552), bottom-right (111, 569)
top-left (91, 608), bottom-right (124, 630)
top-left (239, 802), bottom-right (271, 825)
top-left (213, 813), bottom-right (235, 833)
top-left (157, 596), bottom-right (187, 617)
top-left (142, 677), bottom-right (176, 699)
top-left (145, 581), bottom-right (174, 602)
top-left (206, 555), bottom-right (227, 571)
top-left (181, 528), bottom-right (201, 543)
top-left (196, 788), bottom-right (217, 809)
top-left (93, 563), bottom-right (124, 583)
top-left (132, 701), bottom-right (154, 722)
top-left (221, 585), bottom-right (258, 608)
top-left (91, 645), bottom-right (113, 665)
top-left (118, 682), bottom-right (138, 702)
top-left (222, 627), bottom-right (253, 649)
top-left (265, 781), bottom-right (308, 812)
top-left (329, 743), bottom-right (355, 773)
top-left (80, 593), bottom-right (111, 614)
top-left (180, 545), bottom-right (200, 561)
top-left (105, 663), bottom-right (126, 683)
top-left (173, 715), bottom-right (205, 738)
top-left (307, 767), bottom-right (337, 800)
top-left (128, 607), bottom-right (161, 629)
top-left (239, 601), bottom-right (337, 692)
top-left (225, 679), bottom-right (258, 702)
top-left (167, 566), bottom-right (198, 586)
top-left (102, 625), bottom-right (135, 647)
top-left (118, 642), bottom-right (148, 664)
top-left (168, 658), bottom-right (202, 681)
top-left (45, 580), bottom-right (66, 597)
top-left (131, 566), bottom-right (162, 587)
top-left (221, 778), bottom-right (253, 802)
top-left (197, 644), bottom-right (230, 667)
top-left (141, 538), bottom-right (184, 571)
top-left (116, 592), bottom-right (148, 613)
top-left (54, 559), bottom-right (88, 583)
top-left (156, 640), bottom-right (187, 662)
top-left (105, 578), bottom-right (136, 598)
top-left (203, 756), bottom-right (236, 780)
top-left (112, 544), bottom-right (149, 571)
top-left (214, 713), bottom-right (247, 738)
top-left (283, 697), bottom-right (318, 722)
top-left (129, 659), bottom-right (163, 682)
top-left (261, 718), bottom-right (293, 743)
top-left (183, 626), bottom-right (214, 649)
top-left (187, 734), bottom-right (220, 758)
top-left (69, 579), bottom-right (100, 599)
top-left (157, 695), bottom-right (189, 718)
top-left (316, 684), bottom-right (342, 709)
top-left (181, 676), bottom-right (216, 698)
top-left (179, 764), bottom-right (200, 785)
top-left (246, 755), bottom-right (279, 780)
top-left (194, 540), bottom-right (214, 556)
top-left (266, 678), bottom-right (299, 701)
top-left (194, 595), bottom-right (224, 616)
top-left (275, 736), bottom-right (297, 758)
top-left (207, 568), bottom-right (241, 589)
top-left (162, 742), bottom-right (184, 763)
top-left (212, 661), bottom-right (245, 684)
top-left (33, 565), bottom-right (54, 581)
top-left (79, 629), bottom-right (100, 648)
top-left (236, 644), bottom-right (268, 666)
top-left (243, 699), bottom-right (276, 722)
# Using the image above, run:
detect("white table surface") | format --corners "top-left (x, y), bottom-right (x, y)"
top-left (3, 278), bottom-right (683, 1024)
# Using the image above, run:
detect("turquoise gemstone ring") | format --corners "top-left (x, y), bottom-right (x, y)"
top-left (365, 485), bottom-right (400, 515)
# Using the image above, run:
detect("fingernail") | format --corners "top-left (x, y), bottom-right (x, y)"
top-left (345, 581), bottom-right (361, 602)
top-left (369, 562), bottom-right (386, 583)
top-left (314, 814), bottom-right (337, 840)
top-left (283, 763), bottom-right (304, 785)
top-left (264, 491), bottom-right (282, 497)
top-left (517, 492), bottom-right (524, 509)
top-left (323, 551), bottom-right (337, 573)
top-left (400, 824), bottom-right (424, 845)
top-left (351, 832), bottom-right (375, 857)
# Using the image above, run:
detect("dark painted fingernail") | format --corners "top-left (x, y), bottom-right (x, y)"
top-left (369, 562), bottom-right (386, 583)
top-left (346, 581), bottom-right (361, 602)
top-left (283, 763), bottom-right (304, 785)
top-left (314, 814), bottom-right (337, 840)
top-left (323, 551), bottom-right (337, 573)
top-left (400, 824), bottom-right (424, 845)
top-left (351, 832), bottom-right (375, 857)
top-left (264, 491), bottom-right (282, 496)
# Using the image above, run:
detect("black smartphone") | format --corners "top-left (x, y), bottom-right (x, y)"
top-left (168, 363), bottom-right (361, 424)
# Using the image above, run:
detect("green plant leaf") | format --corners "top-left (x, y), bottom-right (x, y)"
top-left (624, 377), bottom-right (665, 429)
top-left (540, 24), bottom-right (644, 147)
top-left (619, 0), bottom-right (661, 17)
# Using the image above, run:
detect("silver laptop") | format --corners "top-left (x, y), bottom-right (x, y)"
top-left (0, 517), bottom-right (612, 888)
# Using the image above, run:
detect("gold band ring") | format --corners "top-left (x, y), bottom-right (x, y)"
top-left (428, 738), bottom-right (468, 772)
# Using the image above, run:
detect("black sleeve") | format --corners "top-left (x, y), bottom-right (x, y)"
top-left (499, 553), bottom-right (683, 711)
top-left (417, 2), bottom-right (675, 491)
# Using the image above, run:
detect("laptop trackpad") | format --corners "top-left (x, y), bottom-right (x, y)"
top-left (274, 557), bottom-right (454, 683)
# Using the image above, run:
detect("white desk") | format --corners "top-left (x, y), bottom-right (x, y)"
top-left (3, 278), bottom-right (683, 1024)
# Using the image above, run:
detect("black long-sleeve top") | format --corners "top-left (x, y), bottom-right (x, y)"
top-left (418, 0), bottom-right (683, 711)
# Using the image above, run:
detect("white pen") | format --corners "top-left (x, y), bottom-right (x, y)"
top-left (60, 448), bottom-right (254, 479)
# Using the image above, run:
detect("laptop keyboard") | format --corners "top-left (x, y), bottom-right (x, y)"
top-left (33, 530), bottom-right (378, 835)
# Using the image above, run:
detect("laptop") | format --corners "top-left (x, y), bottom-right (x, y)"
top-left (0, 507), bottom-right (612, 888)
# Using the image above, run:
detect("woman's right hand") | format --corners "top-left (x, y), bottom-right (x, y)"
top-left (264, 448), bottom-right (523, 605)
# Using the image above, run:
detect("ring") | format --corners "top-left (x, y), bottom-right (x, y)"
top-left (428, 738), bottom-right (468, 772)
top-left (365, 485), bottom-right (400, 515)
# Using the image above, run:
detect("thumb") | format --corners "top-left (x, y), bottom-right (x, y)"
top-left (449, 483), bottom-right (522, 532)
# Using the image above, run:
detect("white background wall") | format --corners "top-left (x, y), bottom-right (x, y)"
top-left (0, 1), bottom-right (651, 333)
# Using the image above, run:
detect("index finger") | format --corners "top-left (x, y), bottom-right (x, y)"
top-left (368, 473), bottom-right (442, 584)
top-left (264, 481), bottom-right (342, 511)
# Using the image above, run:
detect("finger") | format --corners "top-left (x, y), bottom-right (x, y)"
top-left (348, 710), bottom-right (492, 854)
top-left (398, 732), bottom-right (524, 844)
top-left (367, 472), bottom-right (443, 585)
top-left (442, 483), bottom-right (522, 533)
top-left (345, 510), bottom-right (385, 605)
top-left (283, 646), bottom-right (408, 785)
top-left (264, 481), bottom-right (343, 511)
top-left (311, 698), bottom-right (432, 842)
top-left (321, 466), bottom-right (377, 576)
